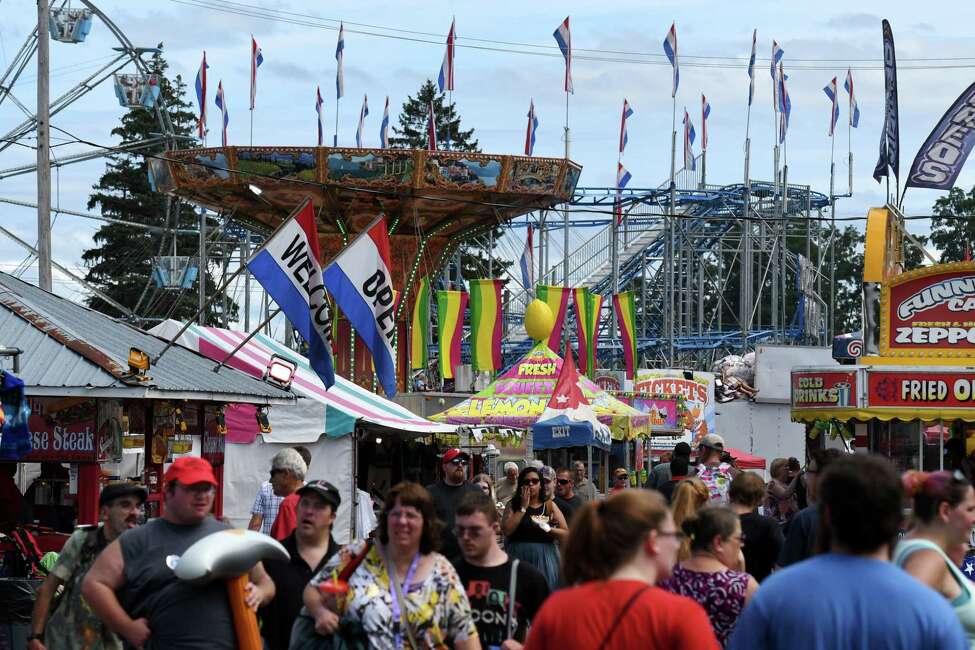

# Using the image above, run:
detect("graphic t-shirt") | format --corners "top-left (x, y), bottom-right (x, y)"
top-left (452, 557), bottom-right (550, 648)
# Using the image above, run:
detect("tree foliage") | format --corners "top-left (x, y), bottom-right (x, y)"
top-left (929, 186), bottom-right (975, 263)
top-left (82, 52), bottom-right (234, 324)
top-left (389, 80), bottom-right (478, 151)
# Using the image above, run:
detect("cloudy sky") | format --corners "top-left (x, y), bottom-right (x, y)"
top-left (0, 0), bottom-right (973, 319)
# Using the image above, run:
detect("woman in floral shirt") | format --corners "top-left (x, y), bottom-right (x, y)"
top-left (305, 482), bottom-right (479, 649)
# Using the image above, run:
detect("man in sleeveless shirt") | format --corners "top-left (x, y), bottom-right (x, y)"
top-left (83, 457), bottom-right (276, 649)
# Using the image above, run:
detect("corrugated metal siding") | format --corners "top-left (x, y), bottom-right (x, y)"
top-left (0, 273), bottom-right (289, 400)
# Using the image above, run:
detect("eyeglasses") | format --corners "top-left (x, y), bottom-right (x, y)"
top-left (454, 525), bottom-right (490, 539)
top-left (524, 478), bottom-right (540, 486)
top-left (449, 459), bottom-right (469, 467)
top-left (556, 479), bottom-right (571, 485)
top-left (615, 474), bottom-right (629, 480)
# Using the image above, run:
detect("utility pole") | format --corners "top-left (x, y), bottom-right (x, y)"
top-left (36, 0), bottom-right (52, 292)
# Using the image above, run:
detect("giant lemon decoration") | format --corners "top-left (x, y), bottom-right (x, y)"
top-left (525, 299), bottom-right (555, 342)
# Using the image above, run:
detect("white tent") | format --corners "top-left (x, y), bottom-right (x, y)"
top-left (149, 321), bottom-right (455, 542)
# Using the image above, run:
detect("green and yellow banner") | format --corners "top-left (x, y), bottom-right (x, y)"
top-left (573, 288), bottom-right (603, 376)
top-left (613, 291), bottom-right (638, 380)
top-left (437, 289), bottom-right (468, 379)
top-left (469, 279), bottom-right (503, 373)
top-left (410, 278), bottom-right (430, 370)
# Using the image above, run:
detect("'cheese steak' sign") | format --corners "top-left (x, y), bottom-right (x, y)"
top-left (791, 371), bottom-right (857, 409)
top-left (883, 263), bottom-right (975, 356)
top-left (24, 398), bottom-right (98, 462)
top-left (868, 371), bottom-right (975, 408)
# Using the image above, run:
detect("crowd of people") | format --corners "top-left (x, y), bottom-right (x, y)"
top-left (24, 436), bottom-right (975, 649)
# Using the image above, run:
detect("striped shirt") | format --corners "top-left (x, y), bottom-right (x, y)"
top-left (251, 481), bottom-right (284, 536)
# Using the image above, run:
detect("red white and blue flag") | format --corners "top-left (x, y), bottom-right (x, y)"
top-left (702, 94), bottom-right (711, 151)
top-left (553, 17), bottom-right (573, 94)
top-left (335, 23), bottom-right (345, 100)
top-left (778, 63), bottom-right (791, 144)
top-left (355, 94), bottom-right (368, 148)
top-left (426, 100), bottom-right (437, 150)
top-left (322, 216), bottom-right (398, 397)
top-left (683, 108), bottom-right (696, 170)
top-left (619, 99), bottom-right (633, 154)
top-left (616, 162), bottom-right (632, 224)
top-left (250, 36), bottom-right (263, 110)
top-left (520, 224), bottom-right (534, 290)
top-left (195, 51), bottom-right (208, 140)
top-left (215, 81), bottom-right (228, 146)
top-left (771, 41), bottom-right (784, 111)
top-left (747, 29), bottom-right (756, 106)
top-left (379, 96), bottom-right (390, 148)
top-left (525, 99), bottom-right (538, 155)
top-left (315, 86), bottom-right (324, 146)
top-left (824, 77), bottom-right (839, 136)
top-left (663, 23), bottom-right (679, 97)
top-left (844, 68), bottom-right (860, 128)
top-left (438, 18), bottom-right (455, 93)
top-left (246, 200), bottom-right (335, 390)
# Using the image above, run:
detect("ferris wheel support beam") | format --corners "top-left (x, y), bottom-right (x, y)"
top-left (0, 28), bottom-right (38, 110)
top-left (0, 136), bottom-right (172, 180)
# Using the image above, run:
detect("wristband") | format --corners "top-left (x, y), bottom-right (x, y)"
top-left (29, 633), bottom-right (44, 642)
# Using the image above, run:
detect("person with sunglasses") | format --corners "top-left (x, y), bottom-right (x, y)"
top-left (553, 468), bottom-right (583, 526)
top-left (453, 492), bottom-right (550, 650)
top-left (502, 467), bottom-right (568, 590)
top-left (660, 506), bottom-right (757, 646)
top-left (426, 448), bottom-right (483, 562)
top-left (894, 470), bottom-right (975, 646)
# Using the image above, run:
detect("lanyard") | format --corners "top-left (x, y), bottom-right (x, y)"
top-left (389, 552), bottom-right (420, 649)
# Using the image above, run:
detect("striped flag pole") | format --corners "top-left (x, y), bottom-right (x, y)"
top-left (249, 35), bottom-right (263, 146)
top-left (663, 21), bottom-right (679, 365)
top-left (438, 18), bottom-right (456, 150)
top-left (334, 22), bottom-right (345, 146)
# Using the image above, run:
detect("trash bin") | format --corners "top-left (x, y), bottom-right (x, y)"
top-left (0, 578), bottom-right (41, 650)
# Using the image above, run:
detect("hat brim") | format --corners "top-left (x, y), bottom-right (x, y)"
top-left (296, 485), bottom-right (341, 509)
top-left (99, 485), bottom-right (148, 508)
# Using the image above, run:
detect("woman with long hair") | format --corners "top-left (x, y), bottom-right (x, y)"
top-left (472, 473), bottom-right (496, 503)
top-left (523, 491), bottom-right (719, 649)
top-left (894, 471), bottom-right (975, 647)
top-left (303, 482), bottom-right (479, 649)
top-left (672, 478), bottom-right (710, 562)
top-left (660, 506), bottom-right (758, 646)
top-left (765, 458), bottom-right (800, 527)
top-left (502, 466), bottom-right (567, 590)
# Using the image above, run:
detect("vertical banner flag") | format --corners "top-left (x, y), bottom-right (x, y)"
top-left (701, 95), bottom-right (711, 151)
top-left (613, 291), bottom-right (638, 380)
top-left (619, 99), bottom-right (634, 154)
top-left (747, 30), bottom-right (756, 106)
top-left (215, 81), bottom-right (228, 146)
top-left (874, 19), bottom-right (900, 183)
top-left (683, 108), bottom-right (696, 170)
top-left (322, 216), bottom-right (398, 397)
top-left (778, 63), bottom-right (791, 144)
top-left (438, 18), bottom-right (455, 93)
top-left (437, 290), bottom-right (468, 380)
top-left (573, 289), bottom-right (603, 376)
top-left (469, 279), bottom-right (503, 373)
top-left (355, 94), bottom-right (368, 148)
top-left (844, 69), bottom-right (860, 128)
top-left (410, 278), bottom-right (430, 370)
top-left (315, 86), bottom-right (324, 146)
top-left (250, 36), bottom-right (264, 110)
top-left (553, 17), bottom-right (573, 93)
top-left (246, 200), bottom-right (335, 390)
top-left (824, 77), bottom-right (839, 136)
top-left (195, 51), bottom-right (208, 139)
top-left (905, 81), bottom-right (975, 190)
top-left (535, 285), bottom-right (569, 352)
top-left (426, 100), bottom-right (437, 150)
top-left (379, 96), bottom-right (390, 149)
top-left (771, 41), bottom-right (784, 111)
top-left (663, 23), bottom-right (679, 97)
top-left (335, 23), bottom-right (345, 100)
top-left (616, 162), bottom-right (632, 225)
top-left (520, 225), bottom-right (534, 290)
top-left (525, 99), bottom-right (538, 155)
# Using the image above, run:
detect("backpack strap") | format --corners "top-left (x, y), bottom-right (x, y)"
top-left (597, 585), bottom-right (650, 650)
top-left (506, 559), bottom-right (520, 641)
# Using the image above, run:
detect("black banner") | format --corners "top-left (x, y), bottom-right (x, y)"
top-left (905, 82), bottom-right (975, 190)
top-left (873, 19), bottom-right (900, 183)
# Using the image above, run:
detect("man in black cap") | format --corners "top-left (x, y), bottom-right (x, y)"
top-left (28, 482), bottom-right (146, 650)
top-left (259, 480), bottom-right (342, 650)
top-left (648, 441), bottom-right (692, 489)
top-left (426, 448), bottom-right (481, 560)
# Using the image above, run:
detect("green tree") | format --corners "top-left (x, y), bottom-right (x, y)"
top-left (82, 52), bottom-right (234, 324)
top-left (389, 80), bottom-right (478, 151)
top-left (929, 186), bottom-right (975, 262)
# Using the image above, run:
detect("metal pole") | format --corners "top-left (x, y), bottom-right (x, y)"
top-left (668, 97), bottom-right (677, 366)
top-left (36, 0), bottom-right (52, 291)
top-left (829, 132), bottom-right (837, 339)
top-left (213, 307), bottom-right (281, 372)
top-left (242, 238), bottom-right (251, 330)
top-left (562, 92), bottom-right (570, 349)
top-left (198, 209), bottom-right (206, 324)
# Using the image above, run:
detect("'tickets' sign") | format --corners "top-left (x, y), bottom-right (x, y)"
top-left (791, 371), bottom-right (857, 409)
top-left (868, 371), bottom-right (975, 408)
top-left (882, 263), bottom-right (975, 357)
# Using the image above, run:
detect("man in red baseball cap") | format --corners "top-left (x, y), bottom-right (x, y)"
top-left (425, 448), bottom-right (481, 560)
top-left (84, 456), bottom-right (276, 649)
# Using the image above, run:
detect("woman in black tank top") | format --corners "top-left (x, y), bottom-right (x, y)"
top-left (502, 467), bottom-right (568, 590)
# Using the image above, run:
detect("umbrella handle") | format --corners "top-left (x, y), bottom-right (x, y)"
top-left (226, 574), bottom-right (262, 650)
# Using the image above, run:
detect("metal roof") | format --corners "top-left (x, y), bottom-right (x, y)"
top-left (0, 272), bottom-right (293, 404)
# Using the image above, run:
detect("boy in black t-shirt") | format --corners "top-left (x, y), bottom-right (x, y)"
top-left (452, 492), bottom-right (550, 649)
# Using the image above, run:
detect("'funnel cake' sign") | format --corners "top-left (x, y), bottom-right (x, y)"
top-left (882, 263), bottom-right (975, 357)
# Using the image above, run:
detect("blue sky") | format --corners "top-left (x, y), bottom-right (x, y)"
top-left (0, 0), bottom-right (973, 314)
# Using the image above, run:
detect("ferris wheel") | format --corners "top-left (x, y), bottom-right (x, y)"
top-left (0, 0), bottom-right (201, 319)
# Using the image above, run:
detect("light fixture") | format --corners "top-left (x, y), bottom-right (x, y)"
top-left (216, 407), bottom-right (227, 435)
top-left (256, 407), bottom-right (272, 433)
top-left (247, 183), bottom-right (263, 196)
top-left (264, 354), bottom-right (297, 389)
top-left (375, 436), bottom-right (382, 444)
top-left (174, 403), bottom-right (187, 434)
top-left (127, 347), bottom-right (151, 381)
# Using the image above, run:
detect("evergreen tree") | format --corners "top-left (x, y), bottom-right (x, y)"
top-left (929, 186), bottom-right (975, 262)
top-left (389, 80), bottom-right (478, 151)
top-left (82, 52), bottom-right (234, 324)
